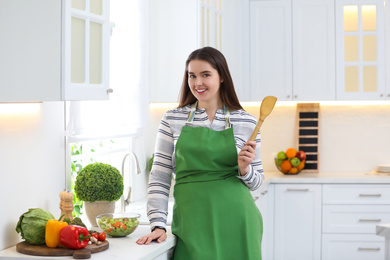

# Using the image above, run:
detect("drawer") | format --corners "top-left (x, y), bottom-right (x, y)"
top-left (323, 184), bottom-right (390, 204)
top-left (322, 234), bottom-right (384, 260)
top-left (323, 205), bottom-right (390, 233)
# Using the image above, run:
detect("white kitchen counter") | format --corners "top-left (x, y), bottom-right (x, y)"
top-left (263, 170), bottom-right (390, 184)
top-left (2, 171), bottom-right (389, 260)
top-left (0, 225), bottom-right (176, 260)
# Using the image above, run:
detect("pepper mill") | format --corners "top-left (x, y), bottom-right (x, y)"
top-left (59, 191), bottom-right (74, 220)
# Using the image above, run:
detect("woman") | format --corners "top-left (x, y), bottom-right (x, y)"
top-left (136, 47), bottom-right (264, 260)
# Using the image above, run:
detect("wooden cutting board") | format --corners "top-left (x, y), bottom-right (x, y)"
top-left (16, 240), bottom-right (109, 259)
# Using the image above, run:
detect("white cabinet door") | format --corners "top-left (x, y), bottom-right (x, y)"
top-left (335, 0), bottom-right (386, 100)
top-left (250, 0), bottom-right (335, 101)
top-left (386, 0), bottom-right (390, 99)
top-left (62, 0), bottom-right (111, 100)
top-left (323, 205), bottom-right (390, 233)
top-left (254, 184), bottom-right (275, 260)
top-left (292, 0), bottom-right (335, 101)
top-left (149, 0), bottom-right (199, 103)
top-left (0, 0), bottom-right (110, 102)
top-left (274, 184), bottom-right (322, 260)
top-left (323, 184), bottom-right (390, 205)
top-left (322, 234), bottom-right (385, 260)
top-left (250, 0), bottom-right (293, 101)
top-left (0, 0), bottom-right (62, 102)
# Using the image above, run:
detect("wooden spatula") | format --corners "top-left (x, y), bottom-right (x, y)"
top-left (248, 96), bottom-right (277, 141)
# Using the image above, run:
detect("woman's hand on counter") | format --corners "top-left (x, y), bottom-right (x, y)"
top-left (238, 141), bottom-right (256, 176)
top-left (136, 228), bottom-right (167, 245)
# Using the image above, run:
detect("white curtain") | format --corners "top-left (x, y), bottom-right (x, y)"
top-left (66, 0), bottom-right (148, 143)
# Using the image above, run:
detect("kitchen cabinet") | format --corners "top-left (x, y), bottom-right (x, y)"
top-left (322, 234), bottom-right (384, 260)
top-left (335, 0), bottom-right (387, 100)
top-left (249, 0), bottom-right (335, 101)
top-left (254, 184), bottom-right (275, 260)
top-left (148, 0), bottom-right (198, 103)
top-left (149, 0), bottom-right (223, 103)
top-left (0, 0), bottom-right (110, 102)
top-left (386, 0), bottom-right (390, 100)
top-left (322, 184), bottom-right (388, 259)
top-left (273, 184), bottom-right (322, 260)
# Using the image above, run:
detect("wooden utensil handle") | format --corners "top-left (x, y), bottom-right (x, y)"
top-left (249, 120), bottom-right (263, 141)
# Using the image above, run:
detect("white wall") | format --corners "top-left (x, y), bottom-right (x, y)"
top-left (145, 103), bottom-right (390, 174)
top-left (0, 102), bottom-right (65, 250)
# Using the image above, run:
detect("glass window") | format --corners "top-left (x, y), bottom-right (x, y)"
top-left (362, 5), bottom-right (376, 31)
top-left (90, 22), bottom-right (102, 84)
top-left (71, 17), bottom-right (85, 83)
top-left (344, 6), bottom-right (358, 31)
top-left (363, 35), bottom-right (376, 62)
top-left (90, 0), bottom-right (102, 15)
top-left (363, 66), bottom-right (377, 92)
top-left (344, 36), bottom-right (359, 62)
top-left (72, 0), bottom-right (85, 11)
top-left (345, 66), bottom-right (359, 92)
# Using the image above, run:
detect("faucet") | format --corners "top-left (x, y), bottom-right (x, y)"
top-left (120, 152), bottom-right (141, 213)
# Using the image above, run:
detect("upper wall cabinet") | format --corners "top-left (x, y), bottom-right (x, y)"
top-left (149, 0), bottom-right (223, 103)
top-left (0, 0), bottom-right (110, 102)
top-left (250, 0), bottom-right (335, 101)
top-left (149, 0), bottom-right (198, 103)
top-left (335, 0), bottom-right (387, 100)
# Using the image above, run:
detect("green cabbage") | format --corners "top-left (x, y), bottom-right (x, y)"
top-left (15, 208), bottom-right (54, 245)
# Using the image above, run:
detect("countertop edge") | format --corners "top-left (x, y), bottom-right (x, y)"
top-left (262, 171), bottom-right (390, 185)
top-left (0, 225), bottom-right (176, 260)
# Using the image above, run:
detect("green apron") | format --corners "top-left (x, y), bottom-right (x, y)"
top-left (171, 103), bottom-right (263, 260)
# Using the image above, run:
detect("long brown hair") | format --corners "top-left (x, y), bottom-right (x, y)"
top-left (178, 47), bottom-right (243, 111)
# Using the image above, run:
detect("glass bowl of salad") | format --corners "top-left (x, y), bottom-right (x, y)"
top-left (96, 213), bottom-right (140, 237)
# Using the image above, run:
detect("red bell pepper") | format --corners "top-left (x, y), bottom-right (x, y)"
top-left (60, 225), bottom-right (91, 249)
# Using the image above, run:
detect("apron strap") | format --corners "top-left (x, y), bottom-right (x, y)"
top-left (224, 104), bottom-right (232, 129)
top-left (185, 102), bottom-right (198, 126)
top-left (186, 101), bottom-right (231, 129)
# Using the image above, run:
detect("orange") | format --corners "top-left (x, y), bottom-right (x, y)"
top-left (289, 167), bottom-right (298, 174)
top-left (280, 160), bottom-right (292, 173)
top-left (297, 160), bottom-right (305, 171)
top-left (286, 148), bottom-right (297, 159)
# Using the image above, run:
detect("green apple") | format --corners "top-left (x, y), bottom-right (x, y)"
top-left (277, 151), bottom-right (287, 160)
top-left (275, 158), bottom-right (284, 166)
top-left (290, 157), bottom-right (301, 167)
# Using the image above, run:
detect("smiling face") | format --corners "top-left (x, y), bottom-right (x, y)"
top-left (187, 59), bottom-right (223, 108)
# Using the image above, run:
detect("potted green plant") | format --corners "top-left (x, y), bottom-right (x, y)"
top-left (75, 162), bottom-right (124, 226)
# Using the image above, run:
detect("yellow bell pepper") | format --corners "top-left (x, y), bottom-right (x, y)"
top-left (45, 214), bottom-right (68, 248)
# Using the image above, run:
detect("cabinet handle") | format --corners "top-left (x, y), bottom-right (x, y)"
top-left (261, 191), bottom-right (268, 195)
top-left (106, 88), bottom-right (114, 94)
top-left (286, 188), bottom-right (309, 192)
top-left (253, 196), bottom-right (259, 201)
top-left (359, 194), bottom-right (381, 197)
top-left (358, 247), bottom-right (380, 251)
top-left (359, 219), bottom-right (381, 222)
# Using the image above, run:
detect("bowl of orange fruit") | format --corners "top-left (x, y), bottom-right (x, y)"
top-left (275, 148), bottom-right (306, 175)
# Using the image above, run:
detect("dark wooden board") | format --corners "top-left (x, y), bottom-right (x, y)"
top-left (16, 240), bottom-right (109, 259)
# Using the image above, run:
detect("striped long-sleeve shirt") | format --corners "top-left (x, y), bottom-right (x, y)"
top-left (147, 104), bottom-right (264, 230)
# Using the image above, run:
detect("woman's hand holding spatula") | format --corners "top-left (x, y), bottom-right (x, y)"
top-left (238, 96), bottom-right (277, 176)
